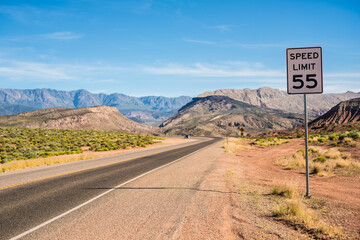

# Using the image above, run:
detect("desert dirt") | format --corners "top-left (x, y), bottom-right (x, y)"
top-left (220, 139), bottom-right (360, 239)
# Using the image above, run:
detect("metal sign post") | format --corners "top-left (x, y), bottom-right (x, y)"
top-left (287, 47), bottom-right (323, 198)
top-left (304, 94), bottom-right (310, 197)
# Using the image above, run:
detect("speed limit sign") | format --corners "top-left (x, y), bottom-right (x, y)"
top-left (286, 47), bottom-right (323, 94)
top-left (286, 46), bottom-right (323, 198)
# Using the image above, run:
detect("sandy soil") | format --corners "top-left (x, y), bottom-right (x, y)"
top-left (221, 139), bottom-right (360, 239)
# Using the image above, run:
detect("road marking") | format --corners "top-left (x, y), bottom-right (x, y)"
top-left (10, 139), bottom-right (218, 240)
top-left (0, 140), bottom-right (204, 191)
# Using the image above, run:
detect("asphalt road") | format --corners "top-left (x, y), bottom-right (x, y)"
top-left (0, 137), bottom-right (220, 240)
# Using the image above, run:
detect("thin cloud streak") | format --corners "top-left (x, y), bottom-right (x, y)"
top-left (142, 63), bottom-right (285, 77)
top-left (0, 59), bottom-right (126, 81)
top-left (184, 39), bottom-right (215, 45)
top-left (325, 73), bottom-right (360, 78)
top-left (212, 25), bottom-right (235, 32)
top-left (41, 32), bottom-right (83, 40)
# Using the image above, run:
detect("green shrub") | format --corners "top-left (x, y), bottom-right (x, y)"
top-left (328, 134), bottom-right (338, 141)
top-left (339, 133), bottom-right (347, 141)
top-left (314, 156), bottom-right (326, 163)
top-left (348, 130), bottom-right (360, 140)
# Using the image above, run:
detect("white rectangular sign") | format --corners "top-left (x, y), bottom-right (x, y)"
top-left (286, 47), bottom-right (323, 94)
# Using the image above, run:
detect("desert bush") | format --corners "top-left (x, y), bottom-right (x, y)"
top-left (271, 182), bottom-right (342, 239)
top-left (328, 134), bottom-right (338, 141)
top-left (0, 127), bottom-right (159, 163)
top-left (348, 130), bottom-right (360, 140)
top-left (271, 182), bottom-right (298, 199)
top-left (276, 146), bottom-right (358, 177)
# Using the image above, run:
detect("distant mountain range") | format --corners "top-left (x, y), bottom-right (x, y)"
top-left (159, 95), bottom-right (304, 136)
top-left (0, 106), bottom-right (154, 134)
top-left (199, 87), bottom-right (360, 117)
top-left (310, 98), bottom-right (360, 128)
top-left (1, 87), bottom-right (359, 135)
top-left (0, 88), bottom-right (192, 126)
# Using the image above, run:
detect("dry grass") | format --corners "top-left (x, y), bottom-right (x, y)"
top-left (271, 182), bottom-right (342, 239)
top-left (223, 138), bottom-right (253, 154)
top-left (1, 154), bottom-right (97, 172)
top-left (273, 199), bottom-right (342, 239)
top-left (271, 181), bottom-right (299, 199)
top-left (276, 146), bottom-right (360, 177)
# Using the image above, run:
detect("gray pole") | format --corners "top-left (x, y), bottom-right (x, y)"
top-left (304, 94), bottom-right (311, 198)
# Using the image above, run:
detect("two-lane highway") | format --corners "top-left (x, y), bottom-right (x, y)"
top-left (0, 137), bottom-right (220, 240)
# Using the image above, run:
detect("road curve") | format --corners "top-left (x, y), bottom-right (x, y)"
top-left (0, 137), bottom-right (220, 240)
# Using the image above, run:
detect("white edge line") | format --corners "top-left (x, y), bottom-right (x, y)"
top-left (10, 139), bottom-right (219, 240)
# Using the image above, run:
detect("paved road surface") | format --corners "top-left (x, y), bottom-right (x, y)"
top-left (0, 137), bottom-right (220, 240)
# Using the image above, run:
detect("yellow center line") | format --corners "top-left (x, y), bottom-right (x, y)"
top-left (0, 141), bottom-right (203, 191)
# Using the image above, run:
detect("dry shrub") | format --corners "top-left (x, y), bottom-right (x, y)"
top-left (223, 139), bottom-right (253, 154)
top-left (324, 149), bottom-right (341, 159)
top-left (335, 159), bottom-right (351, 168)
top-left (273, 199), bottom-right (341, 238)
top-left (277, 146), bottom-right (358, 177)
top-left (271, 181), bottom-right (299, 199)
top-left (276, 151), bottom-right (305, 170)
top-left (343, 137), bottom-right (357, 146)
top-left (1, 154), bottom-right (95, 172)
top-left (224, 142), bottom-right (237, 154)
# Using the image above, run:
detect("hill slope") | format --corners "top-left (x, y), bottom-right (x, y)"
top-left (310, 98), bottom-right (360, 128)
top-left (159, 96), bottom-right (303, 136)
top-left (0, 106), bottom-right (154, 134)
top-left (199, 87), bottom-right (360, 117)
top-left (0, 88), bottom-right (192, 126)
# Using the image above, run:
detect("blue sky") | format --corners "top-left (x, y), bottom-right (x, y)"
top-left (0, 0), bottom-right (359, 97)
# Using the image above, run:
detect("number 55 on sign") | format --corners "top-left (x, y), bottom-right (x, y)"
top-left (286, 47), bottom-right (323, 94)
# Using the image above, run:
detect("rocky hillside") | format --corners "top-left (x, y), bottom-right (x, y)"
top-left (0, 88), bottom-right (192, 126)
top-left (310, 98), bottom-right (360, 129)
top-left (159, 96), bottom-right (303, 136)
top-left (199, 87), bottom-right (360, 117)
top-left (0, 106), bottom-right (155, 134)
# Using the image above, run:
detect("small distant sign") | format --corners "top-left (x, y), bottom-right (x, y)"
top-left (286, 47), bottom-right (323, 94)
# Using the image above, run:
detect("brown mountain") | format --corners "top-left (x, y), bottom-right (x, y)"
top-left (159, 96), bottom-right (303, 136)
top-left (199, 87), bottom-right (360, 117)
top-left (0, 106), bottom-right (154, 134)
top-left (309, 98), bottom-right (360, 129)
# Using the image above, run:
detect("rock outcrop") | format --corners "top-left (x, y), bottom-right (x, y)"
top-left (310, 98), bottom-right (360, 128)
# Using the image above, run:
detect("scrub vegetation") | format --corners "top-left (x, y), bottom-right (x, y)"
top-left (276, 147), bottom-right (360, 177)
top-left (252, 137), bottom-right (290, 147)
top-left (0, 127), bottom-right (159, 168)
top-left (270, 182), bottom-right (342, 239)
top-left (223, 138), bottom-right (253, 154)
top-left (309, 130), bottom-right (360, 147)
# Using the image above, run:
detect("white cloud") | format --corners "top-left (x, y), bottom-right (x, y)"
top-left (212, 25), bottom-right (235, 32)
top-left (0, 59), bottom-right (125, 82)
top-left (41, 32), bottom-right (83, 40)
top-left (142, 62), bottom-right (285, 78)
top-left (325, 72), bottom-right (360, 78)
top-left (184, 39), bottom-right (215, 45)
